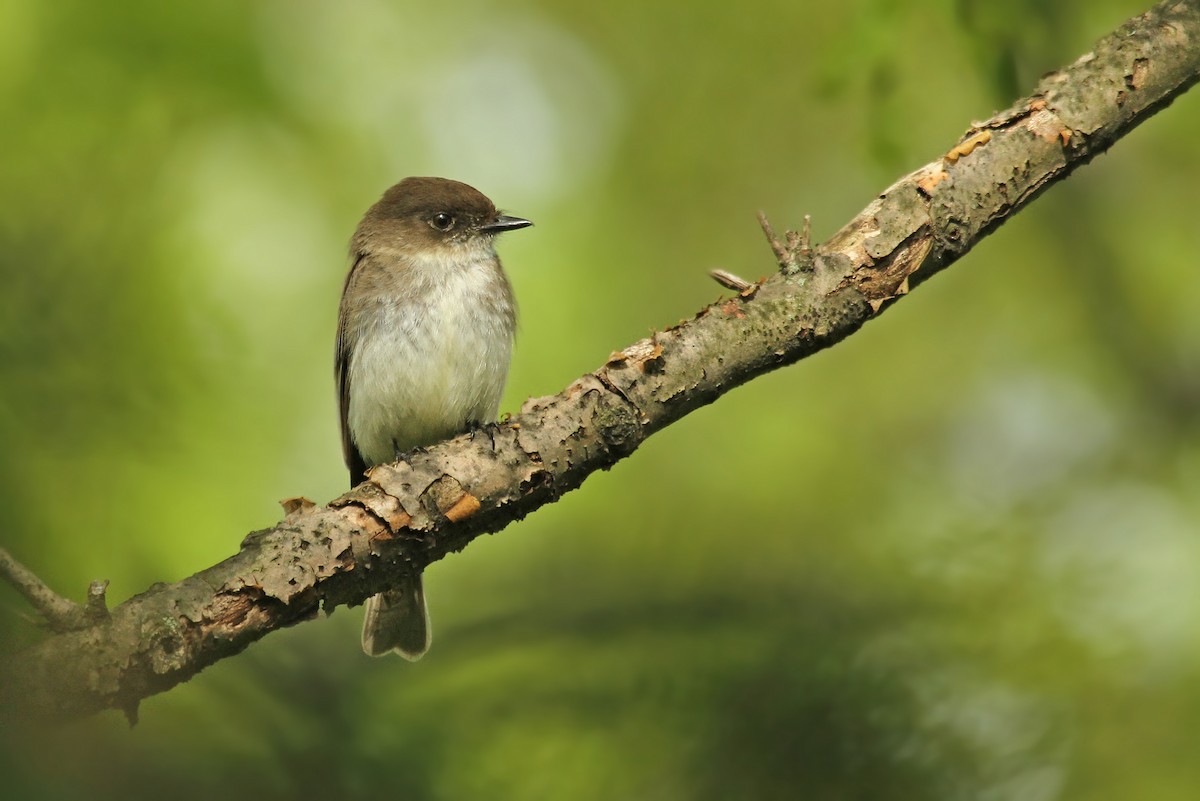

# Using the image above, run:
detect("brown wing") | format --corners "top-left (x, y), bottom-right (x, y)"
top-left (337, 252), bottom-right (369, 487)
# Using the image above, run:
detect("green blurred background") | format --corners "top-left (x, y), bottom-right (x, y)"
top-left (2, 0), bottom-right (1198, 798)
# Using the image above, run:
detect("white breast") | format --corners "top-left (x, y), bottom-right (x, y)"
top-left (347, 251), bottom-right (514, 468)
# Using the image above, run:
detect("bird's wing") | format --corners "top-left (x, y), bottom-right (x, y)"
top-left (337, 252), bottom-right (369, 487)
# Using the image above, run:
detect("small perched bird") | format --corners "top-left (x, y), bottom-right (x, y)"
top-left (336, 177), bottom-right (531, 659)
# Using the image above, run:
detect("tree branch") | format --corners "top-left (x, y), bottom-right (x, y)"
top-left (0, 547), bottom-right (87, 631)
top-left (3, 0), bottom-right (1197, 723)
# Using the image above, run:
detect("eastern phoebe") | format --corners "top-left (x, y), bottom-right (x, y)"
top-left (337, 176), bottom-right (531, 659)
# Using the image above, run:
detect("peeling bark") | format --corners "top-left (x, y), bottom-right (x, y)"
top-left (3, 0), bottom-right (1198, 723)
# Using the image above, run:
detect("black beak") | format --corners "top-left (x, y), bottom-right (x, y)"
top-left (480, 214), bottom-right (533, 234)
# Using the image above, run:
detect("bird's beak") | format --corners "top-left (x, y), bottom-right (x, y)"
top-left (480, 214), bottom-right (533, 233)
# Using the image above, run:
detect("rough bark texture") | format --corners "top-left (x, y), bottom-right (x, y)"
top-left (3, 0), bottom-right (1198, 723)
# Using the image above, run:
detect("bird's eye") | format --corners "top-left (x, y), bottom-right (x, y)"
top-left (430, 212), bottom-right (455, 231)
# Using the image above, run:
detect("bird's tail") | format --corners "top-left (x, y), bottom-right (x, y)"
top-left (361, 573), bottom-right (431, 660)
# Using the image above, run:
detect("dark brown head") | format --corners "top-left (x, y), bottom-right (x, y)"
top-left (352, 176), bottom-right (531, 258)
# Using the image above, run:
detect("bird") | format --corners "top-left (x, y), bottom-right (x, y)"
top-left (336, 176), bottom-right (531, 659)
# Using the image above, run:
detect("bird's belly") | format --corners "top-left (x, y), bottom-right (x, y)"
top-left (347, 295), bottom-right (512, 468)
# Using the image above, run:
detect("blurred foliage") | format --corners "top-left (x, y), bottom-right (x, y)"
top-left (1, 0), bottom-right (1198, 799)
